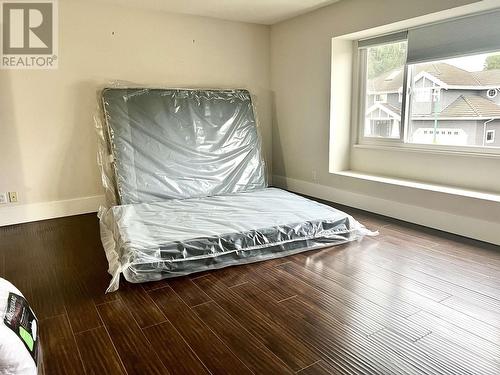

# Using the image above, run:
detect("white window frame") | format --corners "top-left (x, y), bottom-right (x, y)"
top-left (355, 37), bottom-right (500, 155)
top-left (356, 44), bottom-right (409, 146)
top-left (486, 89), bottom-right (498, 99)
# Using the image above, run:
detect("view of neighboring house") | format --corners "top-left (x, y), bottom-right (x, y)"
top-left (366, 62), bottom-right (500, 147)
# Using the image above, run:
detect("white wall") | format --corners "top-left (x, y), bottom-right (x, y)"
top-left (0, 0), bottom-right (271, 224)
top-left (1, 0), bottom-right (499, 244)
top-left (271, 0), bottom-right (500, 245)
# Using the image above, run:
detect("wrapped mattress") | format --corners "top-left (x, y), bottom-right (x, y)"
top-left (101, 88), bottom-right (266, 205)
top-left (97, 87), bottom-right (374, 292)
top-left (101, 188), bottom-right (371, 291)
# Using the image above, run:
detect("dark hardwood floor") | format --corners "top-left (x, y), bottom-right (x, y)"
top-left (1, 203), bottom-right (499, 374)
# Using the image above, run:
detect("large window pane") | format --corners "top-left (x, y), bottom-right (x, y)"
top-left (364, 41), bottom-right (407, 139)
top-left (407, 51), bottom-right (500, 148)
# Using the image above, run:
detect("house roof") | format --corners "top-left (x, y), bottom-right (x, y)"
top-left (438, 95), bottom-right (500, 118)
top-left (365, 102), bottom-right (401, 120)
top-left (371, 95), bottom-right (500, 120)
top-left (367, 69), bottom-right (404, 93)
top-left (368, 62), bottom-right (500, 93)
top-left (422, 63), bottom-right (481, 86)
top-left (472, 70), bottom-right (500, 86)
top-left (380, 102), bottom-right (401, 117)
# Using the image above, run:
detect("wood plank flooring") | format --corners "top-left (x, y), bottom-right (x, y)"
top-left (0, 203), bottom-right (499, 374)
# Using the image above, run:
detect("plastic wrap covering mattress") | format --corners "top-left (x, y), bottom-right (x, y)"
top-left (102, 88), bottom-right (266, 205)
top-left (97, 87), bottom-right (374, 292)
top-left (101, 188), bottom-right (372, 291)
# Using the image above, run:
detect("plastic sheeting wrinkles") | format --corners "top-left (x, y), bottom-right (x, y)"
top-left (96, 87), bottom-right (375, 292)
top-left (101, 188), bottom-right (373, 291)
top-left (102, 88), bottom-right (266, 205)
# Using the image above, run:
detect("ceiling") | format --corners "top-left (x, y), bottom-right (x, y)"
top-left (94, 0), bottom-right (341, 25)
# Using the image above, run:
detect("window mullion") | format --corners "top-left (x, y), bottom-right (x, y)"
top-left (401, 63), bottom-right (411, 143)
top-left (357, 48), bottom-right (368, 143)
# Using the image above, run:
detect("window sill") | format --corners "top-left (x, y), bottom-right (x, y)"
top-left (333, 170), bottom-right (500, 203)
top-left (353, 143), bottom-right (500, 159)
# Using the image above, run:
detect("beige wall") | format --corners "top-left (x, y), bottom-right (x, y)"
top-left (271, 0), bottom-right (500, 244)
top-left (1, 0), bottom-right (499, 244)
top-left (0, 0), bottom-right (271, 213)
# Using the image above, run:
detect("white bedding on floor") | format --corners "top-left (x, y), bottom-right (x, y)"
top-left (0, 279), bottom-right (39, 375)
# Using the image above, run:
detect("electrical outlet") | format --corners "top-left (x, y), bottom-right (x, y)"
top-left (0, 192), bottom-right (7, 204)
top-left (8, 191), bottom-right (18, 203)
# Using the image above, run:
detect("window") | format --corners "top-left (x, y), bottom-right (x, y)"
top-left (486, 130), bottom-right (495, 144)
top-left (413, 87), bottom-right (430, 102)
top-left (431, 88), bottom-right (441, 102)
top-left (487, 89), bottom-right (497, 99)
top-left (406, 53), bottom-right (500, 148)
top-left (361, 39), bottom-right (407, 139)
top-left (374, 93), bottom-right (388, 103)
top-left (370, 120), bottom-right (393, 137)
top-left (357, 11), bottom-right (500, 152)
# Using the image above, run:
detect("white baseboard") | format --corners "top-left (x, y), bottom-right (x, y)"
top-left (2, 182), bottom-right (498, 245)
top-left (272, 175), bottom-right (500, 246)
top-left (0, 195), bottom-right (105, 227)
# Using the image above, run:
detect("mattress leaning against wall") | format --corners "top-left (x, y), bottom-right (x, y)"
top-left (101, 88), bottom-right (267, 205)
top-left (96, 87), bottom-right (375, 292)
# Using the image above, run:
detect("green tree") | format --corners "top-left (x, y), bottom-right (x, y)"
top-left (484, 54), bottom-right (500, 70)
top-left (367, 42), bottom-right (407, 79)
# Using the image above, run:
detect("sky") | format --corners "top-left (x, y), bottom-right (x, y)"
top-left (443, 53), bottom-right (492, 72)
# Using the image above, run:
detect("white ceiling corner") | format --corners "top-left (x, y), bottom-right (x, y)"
top-left (92, 0), bottom-right (342, 25)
